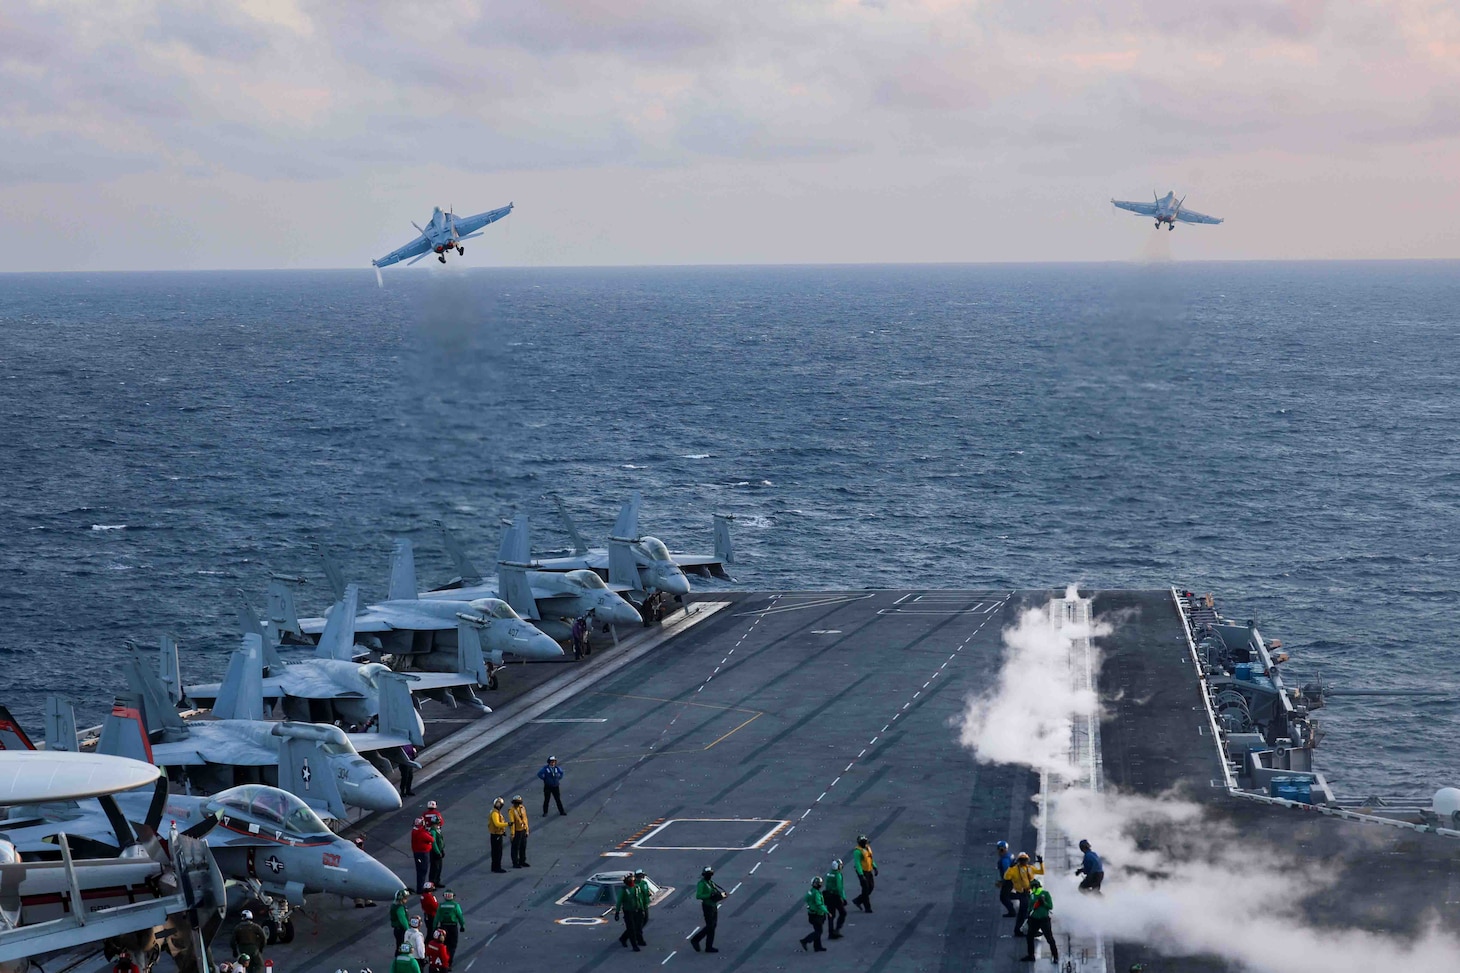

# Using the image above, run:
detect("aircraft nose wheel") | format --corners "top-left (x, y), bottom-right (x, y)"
top-left (1167, 224), bottom-right (1174, 231)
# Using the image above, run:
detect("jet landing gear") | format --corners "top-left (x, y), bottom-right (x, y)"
top-left (1167, 224), bottom-right (1174, 231)
top-left (1154, 221), bottom-right (1161, 229)
top-left (438, 254), bottom-right (447, 263)
top-left (456, 245), bottom-right (464, 255)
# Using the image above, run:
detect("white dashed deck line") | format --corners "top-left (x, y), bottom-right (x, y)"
top-left (662, 950), bottom-right (677, 964)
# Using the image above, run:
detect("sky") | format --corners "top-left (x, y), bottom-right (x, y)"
top-left (3, 0), bottom-right (1459, 270)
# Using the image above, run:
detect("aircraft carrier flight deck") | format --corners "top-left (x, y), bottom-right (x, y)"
top-left (264, 589), bottom-right (1460, 973)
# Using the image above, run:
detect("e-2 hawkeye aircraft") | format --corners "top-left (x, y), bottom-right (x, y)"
top-left (1111, 190), bottom-right (1223, 230)
top-left (0, 748), bottom-right (226, 973)
top-left (370, 203), bottom-right (514, 285)
top-left (0, 723), bottom-right (402, 913)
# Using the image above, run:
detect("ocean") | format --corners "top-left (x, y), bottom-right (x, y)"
top-left (2, 262), bottom-right (1456, 797)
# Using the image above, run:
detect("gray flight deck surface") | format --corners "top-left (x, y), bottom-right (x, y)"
top-left (263, 590), bottom-right (1460, 973)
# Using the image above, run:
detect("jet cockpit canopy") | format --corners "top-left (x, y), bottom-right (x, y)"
top-left (640, 537), bottom-right (671, 562)
top-left (566, 569), bottom-right (607, 589)
top-left (210, 784), bottom-right (332, 837)
top-left (470, 597), bottom-right (520, 620)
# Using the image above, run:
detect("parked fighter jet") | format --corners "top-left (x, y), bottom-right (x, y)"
top-left (189, 585), bottom-right (496, 724)
top-left (531, 493), bottom-right (735, 598)
top-left (293, 555), bottom-right (567, 677)
top-left (1111, 190), bottom-right (1223, 231)
top-left (423, 517), bottom-right (645, 641)
top-left (371, 203), bottom-right (514, 284)
top-left (0, 750), bottom-right (226, 973)
top-left (92, 641), bottom-right (403, 818)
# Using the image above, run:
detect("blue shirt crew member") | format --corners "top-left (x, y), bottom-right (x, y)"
top-left (538, 756), bottom-right (566, 816)
top-left (995, 840), bottom-right (1017, 917)
top-left (1076, 840), bottom-right (1104, 893)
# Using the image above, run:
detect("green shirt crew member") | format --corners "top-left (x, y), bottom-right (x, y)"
top-left (615, 876), bottom-right (647, 951)
top-left (1022, 879), bottom-right (1058, 964)
top-left (434, 891), bottom-right (465, 960)
top-left (391, 943), bottom-right (422, 973)
top-left (230, 911), bottom-right (268, 973)
top-left (428, 824), bottom-right (445, 886)
top-left (689, 866), bottom-right (724, 953)
top-left (799, 877), bottom-right (829, 952)
top-left (389, 891), bottom-right (411, 953)
top-left (823, 859), bottom-right (848, 938)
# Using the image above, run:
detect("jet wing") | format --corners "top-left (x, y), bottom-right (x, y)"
top-left (346, 731), bottom-right (417, 753)
top-left (148, 741), bottom-right (216, 768)
top-left (188, 677), bottom-right (285, 707)
top-left (398, 672), bottom-right (479, 692)
top-left (300, 606), bottom-right (453, 635)
top-left (452, 203), bottom-right (513, 237)
top-left (1175, 208), bottom-right (1223, 225)
top-left (1111, 199), bottom-right (1159, 217)
top-left (372, 234), bottom-right (431, 269)
top-left (273, 668), bottom-right (368, 700)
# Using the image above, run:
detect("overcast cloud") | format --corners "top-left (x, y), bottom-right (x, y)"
top-left (2, 0), bottom-right (1458, 269)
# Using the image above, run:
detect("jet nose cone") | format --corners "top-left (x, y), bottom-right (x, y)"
top-left (601, 598), bottom-right (642, 628)
top-left (354, 774), bottom-right (403, 812)
top-left (518, 630), bottom-right (565, 661)
top-left (350, 851), bottom-right (407, 902)
top-left (660, 571), bottom-right (691, 596)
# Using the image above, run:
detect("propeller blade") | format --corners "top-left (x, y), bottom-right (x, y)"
top-left (181, 813), bottom-right (218, 840)
top-left (145, 776), bottom-right (168, 832)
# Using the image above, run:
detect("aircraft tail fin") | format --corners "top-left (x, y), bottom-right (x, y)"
top-left (123, 645), bottom-right (186, 734)
top-left (0, 704), bottom-right (38, 751)
top-left (315, 584), bottom-right (360, 661)
top-left (550, 494), bottom-right (588, 555)
top-left (97, 695), bottom-right (155, 763)
top-left (266, 576), bottom-right (305, 640)
top-left (388, 538), bottom-right (418, 601)
top-left (210, 641), bottom-right (265, 721)
top-left (237, 591), bottom-right (282, 670)
top-left (713, 513), bottom-right (735, 566)
top-left (436, 521), bottom-right (483, 585)
top-left (455, 618), bottom-right (495, 679)
top-left (274, 724), bottom-right (346, 819)
top-left (43, 696), bottom-right (79, 752)
top-left (496, 517), bottom-right (540, 619)
top-left (318, 545), bottom-right (347, 603)
top-left (375, 672), bottom-right (424, 747)
top-left (157, 634), bottom-right (185, 706)
top-left (611, 492), bottom-right (643, 541)
top-left (607, 539), bottom-right (641, 590)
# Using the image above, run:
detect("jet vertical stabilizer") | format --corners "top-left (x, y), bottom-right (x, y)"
top-left (612, 492), bottom-right (643, 541)
top-left (319, 545), bottom-right (348, 603)
top-left (266, 575), bottom-right (305, 641)
top-left (437, 521), bottom-right (484, 585)
top-left (122, 647), bottom-right (186, 735)
top-left (0, 704), bottom-right (38, 751)
top-left (237, 591), bottom-right (283, 670)
top-left (375, 673), bottom-right (424, 748)
top-left (274, 725), bottom-right (348, 821)
top-left (551, 494), bottom-right (589, 555)
top-left (97, 697), bottom-right (155, 763)
top-left (713, 514), bottom-right (735, 565)
top-left (497, 518), bottom-right (541, 619)
top-left (315, 584), bottom-right (361, 662)
top-left (210, 643), bottom-right (264, 721)
top-left (44, 696), bottom-right (78, 752)
top-left (388, 538), bottom-right (418, 602)
top-left (152, 635), bottom-right (183, 706)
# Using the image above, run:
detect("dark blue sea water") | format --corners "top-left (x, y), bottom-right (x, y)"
top-left (2, 263), bottom-right (1457, 797)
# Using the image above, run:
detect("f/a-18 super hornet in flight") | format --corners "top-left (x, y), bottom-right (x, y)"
top-left (1111, 190), bottom-right (1223, 231)
top-left (370, 203), bottom-right (514, 284)
top-left (535, 493), bottom-right (735, 598)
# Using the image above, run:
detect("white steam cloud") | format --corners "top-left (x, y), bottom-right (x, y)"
top-left (958, 589), bottom-right (1460, 973)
